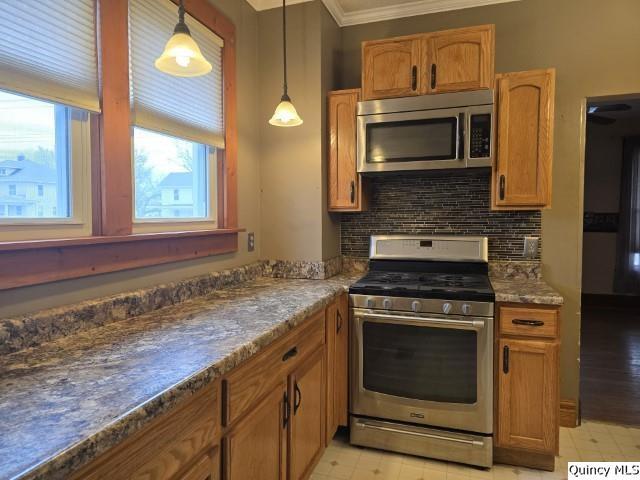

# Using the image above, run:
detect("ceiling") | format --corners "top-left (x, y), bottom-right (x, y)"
top-left (246, 0), bottom-right (521, 26)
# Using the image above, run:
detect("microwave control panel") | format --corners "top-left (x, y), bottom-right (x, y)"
top-left (469, 114), bottom-right (491, 158)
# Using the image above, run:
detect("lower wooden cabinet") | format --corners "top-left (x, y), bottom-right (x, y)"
top-left (182, 448), bottom-right (220, 480)
top-left (495, 304), bottom-right (560, 471)
top-left (290, 348), bottom-right (326, 480)
top-left (326, 293), bottom-right (349, 444)
top-left (223, 382), bottom-right (287, 480)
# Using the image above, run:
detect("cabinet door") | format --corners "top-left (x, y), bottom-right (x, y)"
top-left (334, 293), bottom-right (349, 428)
top-left (223, 382), bottom-right (287, 480)
top-left (328, 89), bottom-right (364, 211)
top-left (362, 36), bottom-right (421, 100)
top-left (425, 25), bottom-right (494, 94)
top-left (289, 347), bottom-right (325, 480)
top-left (497, 339), bottom-right (558, 453)
top-left (180, 448), bottom-right (219, 480)
top-left (493, 69), bottom-right (555, 209)
top-left (325, 294), bottom-right (349, 445)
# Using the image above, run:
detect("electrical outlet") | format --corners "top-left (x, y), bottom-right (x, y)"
top-left (523, 236), bottom-right (539, 258)
top-left (247, 232), bottom-right (255, 252)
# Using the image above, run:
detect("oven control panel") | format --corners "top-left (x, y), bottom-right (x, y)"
top-left (351, 294), bottom-right (494, 318)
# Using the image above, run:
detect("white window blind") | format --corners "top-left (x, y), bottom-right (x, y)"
top-left (129, 0), bottom-right (224, 148)
top-left (0, 0), bottom-right (99, 112)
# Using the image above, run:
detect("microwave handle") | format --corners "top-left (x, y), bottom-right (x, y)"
top-left (458, 113), bottom-right (465, 160)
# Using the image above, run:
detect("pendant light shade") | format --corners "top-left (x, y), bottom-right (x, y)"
top-left (155, 0), bottom-right (212, 77)
top-left (269, 0), bottom-right (302, 127)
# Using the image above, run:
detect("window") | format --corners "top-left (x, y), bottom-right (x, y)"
top-left (129, 0), bottom-right (223, 230)
top-left (0, 0), bottom-right (97, 241)
top-left (133, 127), bottom-right (211, 221)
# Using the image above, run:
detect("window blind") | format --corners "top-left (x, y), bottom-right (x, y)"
top-left (129, 0), bottom-right (224, 148)
top-left (0, 0), bottom-right (99, 112)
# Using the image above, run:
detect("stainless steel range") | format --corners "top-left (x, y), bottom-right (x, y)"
top-left (349, 235), bottom-right (494, 468)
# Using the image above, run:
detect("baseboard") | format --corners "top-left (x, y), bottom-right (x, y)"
top-left (560, 399), bottom-right (579, 428)
top-left (582, 293), bottom-right (640, 308)
top-left (494, 447), bottom-right (555, 471)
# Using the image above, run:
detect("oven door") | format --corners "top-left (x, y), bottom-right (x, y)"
top-left (350, 308), bottom-right (493, 434)
top-left (357, 108), bottom-right (465, 173)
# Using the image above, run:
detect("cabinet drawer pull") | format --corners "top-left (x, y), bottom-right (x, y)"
top-left (499, 175), bottom-right (505, 200)
top-left (283, 391), bottom-right (290, 428)
top-left (430, 64), bottom-right (436, 89)
top-left (411, 65), bottom-right (418, 91)
top-left (282, 346), bottom-right (298, 362)
top-left (350, 181), bottom-right (355, 204)
top-left (503, 345), bottom-right (510, 374)
top-left (512, 319), bottom-right (545, 327)
top-left (337, 310), bottom-right (343, 333)
top-left (294, 382), bottom-right (302, 414)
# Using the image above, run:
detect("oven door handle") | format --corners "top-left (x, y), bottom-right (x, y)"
top-left (356, 312), bottom-right (486, 330)
top-left (355, 421), bottom-right (485, 447)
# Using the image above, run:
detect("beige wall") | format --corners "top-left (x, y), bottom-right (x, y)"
top-left (338, 0), bottom-right (640, 401)
top-left (582, 116), bottom-right (640, 294)
top-left (258, 1), bottom-right (341, 262)
top-left (0, 0), bottom-right (263, 318)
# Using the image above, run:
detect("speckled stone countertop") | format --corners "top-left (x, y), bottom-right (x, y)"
top-left (0, 273), bottom-right (360, 480)
top-left (490, 278), bottom-right (564, 305)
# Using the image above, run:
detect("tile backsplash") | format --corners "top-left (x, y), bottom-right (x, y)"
top-left (340, 171), bottom-right (541, 261)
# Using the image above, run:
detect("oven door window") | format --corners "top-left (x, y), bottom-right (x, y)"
top-left (366, 117), bottom-right (458, 164)
top-left (362, 321), bottom-right (477, 404)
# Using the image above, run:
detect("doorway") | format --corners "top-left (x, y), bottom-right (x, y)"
top-left (580, 96), bottom-right (640, 425)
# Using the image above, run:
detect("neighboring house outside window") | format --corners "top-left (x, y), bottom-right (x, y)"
top-left (173, 189), bottom-right (179, 201)
top-left (0, 158), bottom-right (58, 218)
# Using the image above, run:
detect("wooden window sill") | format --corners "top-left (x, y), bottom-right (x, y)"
top-left (0, 229), bottom-right (244, 290)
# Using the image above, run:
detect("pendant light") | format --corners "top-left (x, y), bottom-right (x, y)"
top-left (155, 0), bottom-right (212, 77)
top-left (269, 0), bottom-right (303, 127)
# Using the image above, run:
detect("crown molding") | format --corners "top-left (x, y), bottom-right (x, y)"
top-left (246, 0), bottom-right (314, 10)
top-left (321, 0), bottom-right (521, 26)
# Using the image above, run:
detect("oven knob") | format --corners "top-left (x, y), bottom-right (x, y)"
top-left (383, 298), bottom-right (393, 309)
top-left (442, 302), bottom-right (453, 314)
top-left (462, 303), bottom-right (472, 315)
top-left (411, 301), bottom-right (422, 313)
top-left (366, 297), bottom-right (376, 308)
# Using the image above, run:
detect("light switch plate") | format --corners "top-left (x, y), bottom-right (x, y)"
top-left (248, 232), bottom-right (255, 252)
top-left (524, 236), bottom-right (539, 258)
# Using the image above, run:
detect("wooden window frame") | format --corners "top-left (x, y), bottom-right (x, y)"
top-left (0, 0), bottom-right (240, 290)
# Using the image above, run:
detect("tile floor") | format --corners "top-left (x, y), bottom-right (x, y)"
top-left (312, 421), bottom-right (640, 480)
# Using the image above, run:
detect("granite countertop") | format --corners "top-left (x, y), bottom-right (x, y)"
top-left (490, 277), bottom-right (564, 305)
top-left (0, 273), bottom-right (360, 480)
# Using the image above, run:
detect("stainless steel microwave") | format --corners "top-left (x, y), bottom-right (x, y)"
top-left (357, 90), bottom-right (494, 174)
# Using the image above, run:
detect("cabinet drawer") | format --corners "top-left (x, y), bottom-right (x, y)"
top-left (499, 306), bottom-right (558, 339)
top-left (224, 310), bottom-right (325, 427)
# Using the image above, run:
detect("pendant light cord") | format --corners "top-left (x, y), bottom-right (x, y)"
top-left (282, 0), bottom-right (289, 100)
top-left (174, 0), bottom-right (190, 35)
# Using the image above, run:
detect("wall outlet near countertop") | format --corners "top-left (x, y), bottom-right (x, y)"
top-left (523, 236), bottom-right (539, 258)
top-left (248, 232), bottom-right (255, 252)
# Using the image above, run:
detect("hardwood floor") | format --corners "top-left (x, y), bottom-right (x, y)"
top-left (580, 304), bottom-right (640, 426)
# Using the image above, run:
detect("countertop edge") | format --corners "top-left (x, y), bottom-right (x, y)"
top-left (17, 285), bottom-right (348, 480)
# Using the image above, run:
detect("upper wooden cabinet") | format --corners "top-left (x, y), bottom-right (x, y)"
top-left (362, 35), bottom-right (422, 100)
top-left (328, 89), bottom-right (367, 212)
top-left (493, 68), bottom-right (556, 210)
top-left (361, 25), bottom-right (494, 100)
top-left (425, 25), bottom-right (495, 93)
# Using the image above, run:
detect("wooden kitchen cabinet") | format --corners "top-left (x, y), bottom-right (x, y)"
top-left (361, 25), bottom-right (494, 100)
top-left (492, 68), bottom-right (556, 210)
top-left (325, 293), bottom-right (349, 444)
top-left (223, 382), bottom-right (287, 480)
top-left (71, 383), bottom-right (220, 480)
top-left (289, 347), bottom-right (326, 480)
top-left (495, 304), bottom-right (560, 472)
top-left (361, 35), bottom-right (422, 100)
top-left (425, 25), bottom-right (494, 93)
top-left (328, 89), bottom-right (367, 212)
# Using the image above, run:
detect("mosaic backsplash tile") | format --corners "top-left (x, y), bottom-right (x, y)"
top-left (341, 171), bottom-right (542, 261)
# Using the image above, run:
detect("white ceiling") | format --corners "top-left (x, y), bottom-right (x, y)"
top-left (246, 0), bottom-right (521, 26)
